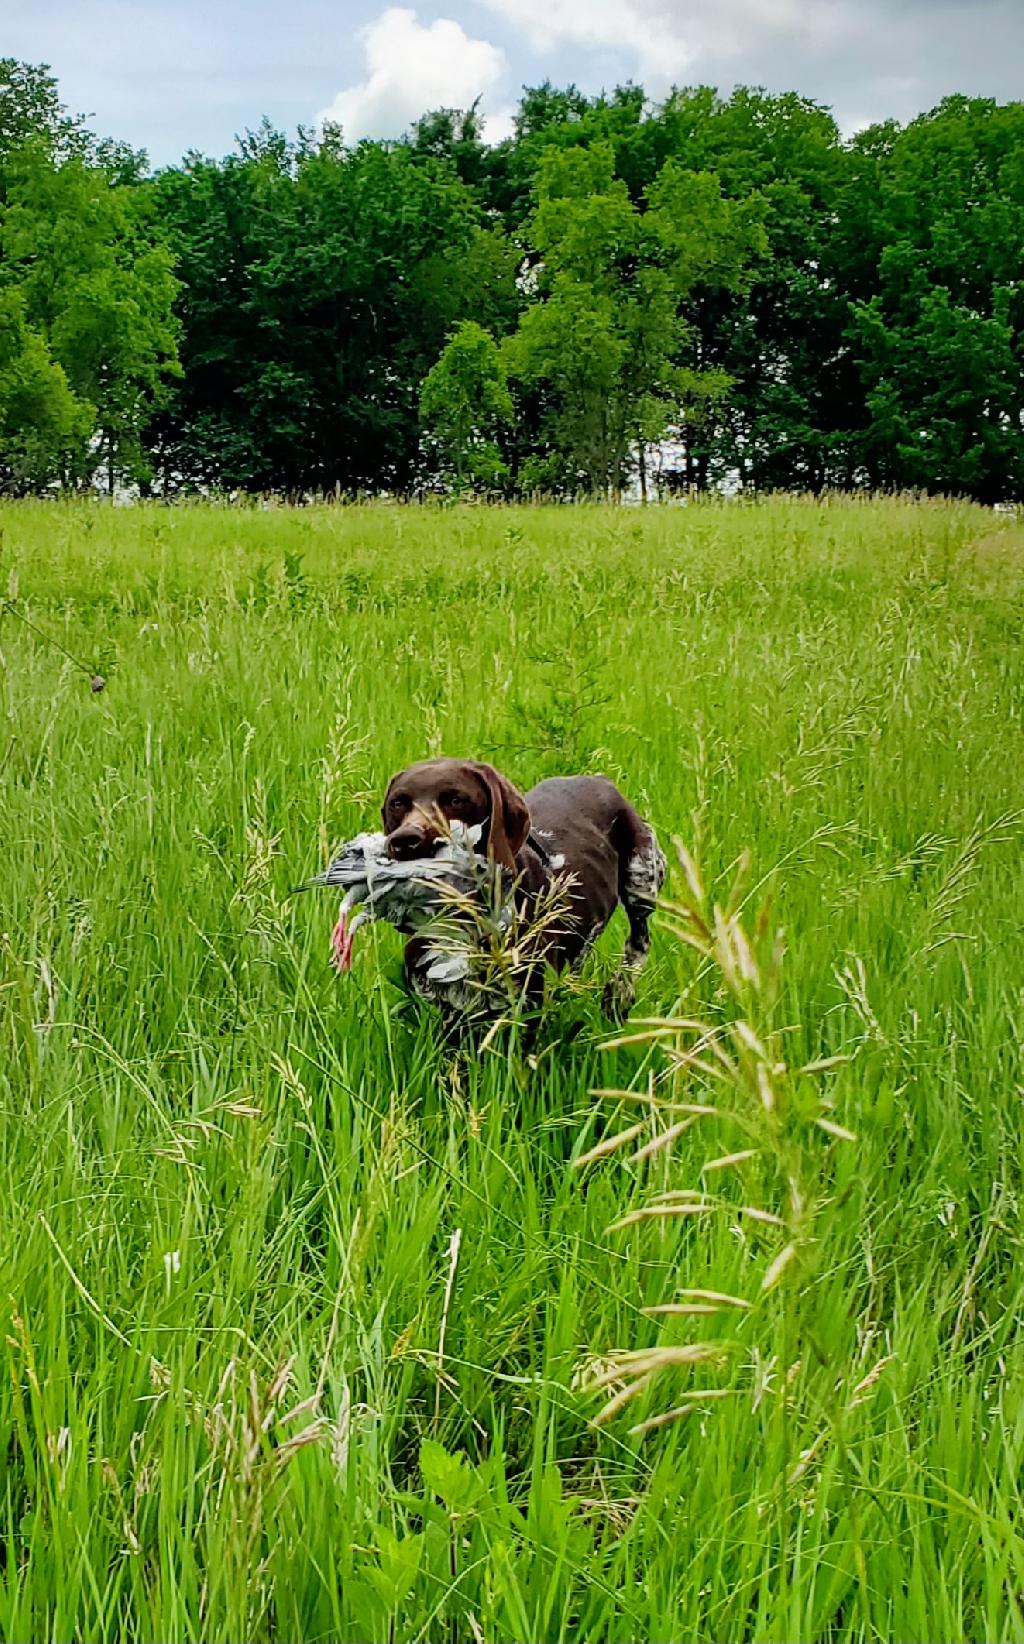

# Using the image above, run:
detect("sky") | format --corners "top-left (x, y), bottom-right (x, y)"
top-left (7, 0), bottom-right (1024, 166)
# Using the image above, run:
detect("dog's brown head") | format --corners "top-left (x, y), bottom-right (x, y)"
top-left (381, 758), bottom-right (530, 870)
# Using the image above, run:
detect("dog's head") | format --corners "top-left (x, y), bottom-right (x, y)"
top-left (381, 758), bottom-right (530, 870)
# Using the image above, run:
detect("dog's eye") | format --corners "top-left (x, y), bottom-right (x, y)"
top-left (390, 793), bottom-right (411, 814)
top-left (439, 791), bottom-right (463, 810)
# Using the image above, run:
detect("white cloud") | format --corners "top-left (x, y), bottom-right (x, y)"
top-left (318, 7), bottom-right (507, 141)
top-left (479, 0), bottom-right (695, 85)
top-left (477, 0), bottom-right (858, 90)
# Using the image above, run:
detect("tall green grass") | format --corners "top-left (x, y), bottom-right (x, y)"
top-left (1, 496), bottom-right (1023, 1643)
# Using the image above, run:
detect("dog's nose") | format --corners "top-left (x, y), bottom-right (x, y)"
top-left (386, 828), bottom-right (434, 861)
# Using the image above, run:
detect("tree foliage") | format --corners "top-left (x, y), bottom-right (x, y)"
top-left (504, 143), bottom-right (765, 495)
top-left (841, 97), bottom-right (1024, 499)
top-left (149, 127), bottom-right (511, 494)
top-left (419, 321), bottom-right (513, 492)
top-left (0, 60), bottom-right (1021, 502)
top-left (0, 61), bottom-right (178, 492)
top-left (0, 288), bottom-right (86, 491)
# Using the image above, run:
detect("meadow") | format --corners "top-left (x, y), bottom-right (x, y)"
top-left (1, 495), bottom-right (1023, 1644)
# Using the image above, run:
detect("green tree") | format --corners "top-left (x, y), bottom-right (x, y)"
top-left (0, 287), bottom-right (87, 491)
top-left (504, 141), bottom-right (765, 496)
top-left (0, 65), bottom-right (178, 492)
top-left (6, 57), bottom-right (1018, 504)
top-left (151, 127), bottom-right (514, 494)
top-left (643, 88), bottom-right (853, 491)
top-left (839, 96), bottom-right (1024, 499)
top-left (1, 58), bottom-right (146, 195)
top-left (2, 141), bottom-right (180, 490)
top-left (403, 103), bottom-right (514, 214)
top-left (498, 84), bottom-right (854, 492)
top-left (419, 320), bottom-right (513, 491)
top-left (0, 58), bottom-right (83, 179)
top-left (495, 81), bottom-right (646, 230)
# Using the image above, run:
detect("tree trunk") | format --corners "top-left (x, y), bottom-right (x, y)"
top-left (638, 438), bottom-right (648, 504)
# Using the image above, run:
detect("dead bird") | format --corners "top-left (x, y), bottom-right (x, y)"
top-left (295, 821), bottom-right (512, 988)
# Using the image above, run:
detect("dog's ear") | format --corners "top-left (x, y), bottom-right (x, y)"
top-left (470, 762), bottom-right (530, 869)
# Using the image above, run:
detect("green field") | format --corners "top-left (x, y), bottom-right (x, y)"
top-left (2, 497), bottom-right (1023, 1643)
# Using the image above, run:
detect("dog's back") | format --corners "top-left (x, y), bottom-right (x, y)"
top-left (523, 777), bottom-right (666, 1009)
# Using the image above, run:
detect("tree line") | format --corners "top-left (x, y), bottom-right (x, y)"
top-left (2, 59), bottom-right (1022, 502)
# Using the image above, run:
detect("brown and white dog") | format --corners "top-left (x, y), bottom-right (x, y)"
top-left (380, 757), bottom-right (666, 1019)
